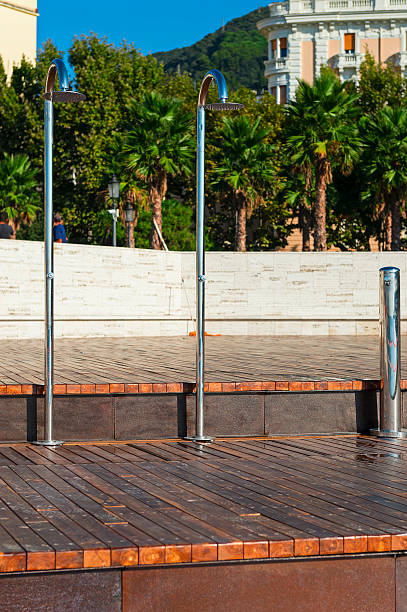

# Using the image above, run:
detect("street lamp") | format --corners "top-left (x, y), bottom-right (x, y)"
top-left (108, 174), bottom-right (120, 247)
top-left (33, 59), bottom-right (85, 448)
top-left (124, 202), bottom-right (135, 248)
top-left (191, 69), bottom-right (243, 443)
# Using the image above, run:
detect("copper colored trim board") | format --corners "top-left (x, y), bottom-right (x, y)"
top-left (0, 379), bottom-right (386, 396)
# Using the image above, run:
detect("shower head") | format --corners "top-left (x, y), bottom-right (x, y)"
top-left (45, 90), bottom-right (86, 103)
top-left (198, 70), bottom-right (243, 111)
top-left (44, 59), bottom-right (86, 104)
top-left (204, 102), bottom-right (244, 111)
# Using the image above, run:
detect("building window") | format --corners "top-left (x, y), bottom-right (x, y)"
top-left (271, 86), bottom-right (277, 98)
top-left (280, 85), bottom-right (287, 105)
top-left (280, 38), bottom-right (288, 58)
top-left (271, 39), bottom-right (277, 59)
top-left (344, 33), bottom-right (355, 54)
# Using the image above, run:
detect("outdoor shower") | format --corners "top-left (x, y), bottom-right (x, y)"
top-left (33, 59), bottom-right (85, 447)
top-left (190, 69), bottom-right (243, 443)
top-left (370, 267), bottom-right (407, 439)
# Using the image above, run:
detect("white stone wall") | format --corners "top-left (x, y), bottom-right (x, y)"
top-left (0, 239), bottom-right (405, 338)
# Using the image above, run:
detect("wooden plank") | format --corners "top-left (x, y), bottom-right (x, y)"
top-left (230, 442), bottom-right (407, 527)
top-left (9, 445), bottom-right (54, 465)
top-left (63, 464), bottom-right (221, 544)
top-left (75, 444), bottom-right (133, 463)
top-left (0, 475), bottom-right (79, 555)
top-left (12, 465), bottom-right (133, 552)
top-left (217, 445), bottom-right (407, 539)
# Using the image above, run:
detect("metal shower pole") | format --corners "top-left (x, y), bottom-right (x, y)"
top-left (190, 70), bottom-right (243, 443)
top-left (33, 59), bottom-right (85, 447)
top-left (370, 266), bottom-right (407, 439)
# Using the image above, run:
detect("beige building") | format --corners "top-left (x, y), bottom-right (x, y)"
top-left (0, 0), bottom-right (38, 77)
top-left (257, 1), bottom-right (407, 102)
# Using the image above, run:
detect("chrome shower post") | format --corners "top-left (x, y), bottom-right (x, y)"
top-left (195, 103), bottom-right (207, 442)
top-left (33, 59), bottom-right (85, 447)
top-left (370, 266), bottom-right (407, 439)
top-left (43, 95), bottom-right (55, 445)
top-left (188, 70), bottom-right (243, 443)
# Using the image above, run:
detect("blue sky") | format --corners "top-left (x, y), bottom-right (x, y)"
top-left (37, 1), bottom-right (265, 57)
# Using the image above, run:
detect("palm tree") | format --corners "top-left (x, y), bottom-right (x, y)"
top-left (211, 115), bottom-right (274, 251)
top-left (285, 70), bottom-right (361, 251)
top-left (361, 106), bottom-right (407, 251)
top-left (0, 153), bottom-right (40, 231)
top-left (123, 92), bottom-right (194, 249)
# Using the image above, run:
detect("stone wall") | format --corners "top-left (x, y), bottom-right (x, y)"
top-left (0, 239), bottom-right (405, 338)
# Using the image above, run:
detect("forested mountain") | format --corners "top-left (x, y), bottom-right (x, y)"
top-left (153, 6), bottom-right (269, 92)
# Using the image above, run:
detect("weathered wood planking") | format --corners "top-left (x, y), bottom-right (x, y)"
top-left (0, 436), bottom-right (403, 571)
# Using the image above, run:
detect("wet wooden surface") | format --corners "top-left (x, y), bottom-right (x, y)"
top-left (0, 436), bottom-right (404, 572)
top-left (0, 336), bottom-right (390, 385)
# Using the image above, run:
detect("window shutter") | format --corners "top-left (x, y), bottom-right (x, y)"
top-left (344, 33), bottom-right (355, 51)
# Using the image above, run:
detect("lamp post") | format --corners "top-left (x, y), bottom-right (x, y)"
top-left (33, 59), bottom-right (85, 448)
top-left (124, 202), bottom-right (135, 248)
top-left (191, 69), bottom-right (243, 443)
top-left (108, 174), bottom-right (120, 247)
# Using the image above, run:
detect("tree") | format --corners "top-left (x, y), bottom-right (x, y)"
top-left (124, 92), bottom-right (195, 249)
top-left (211, 115), bottom-right (275, 251)
top-left (280, 135), bottom-right (313, 252)
top-left (0, 153), bottom-right (40, 231)
top-left (285, 70), bottom-right (361, 250)
top-left (361, 106), bottom-right (407, 250)
top-left (132, 199), bottom-right (195, 250)
top-left (359, 51), bottom-right (406, 116)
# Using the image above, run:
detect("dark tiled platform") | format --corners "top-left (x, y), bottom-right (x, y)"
top-left (0, 436), bottom-right (407, 611)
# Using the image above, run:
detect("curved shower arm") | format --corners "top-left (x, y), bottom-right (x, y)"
top-left (198, 69), bottom-right (228, 107)
top-left (45, 58), bottom-right (70, 96)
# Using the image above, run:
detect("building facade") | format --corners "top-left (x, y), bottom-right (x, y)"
top-left (257, 0), bottom-right (407, 102)
top-left (0, 1), bottom-right (38, 78)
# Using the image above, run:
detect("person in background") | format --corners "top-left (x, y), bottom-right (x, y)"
top-left (0, 211), bottom-right (15, 239)
top-left (53, 213), bottom-right (67, 243)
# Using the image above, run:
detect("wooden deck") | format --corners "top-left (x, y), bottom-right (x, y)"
top-left (0, 435), bottom-right (406, 573)
top-left (0, 335), bottom-right (390, 386)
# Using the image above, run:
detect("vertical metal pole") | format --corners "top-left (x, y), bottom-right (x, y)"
top-left (192, 105), bottom-right (213, 443)
top-left (44, 99), bottom-right (54, 443)
top-left (370, 266), bottom-right (406, 439)
top-left (113, 199), bottom-right (117, 247)
top-left (33, 98), bottom-right (62, 446)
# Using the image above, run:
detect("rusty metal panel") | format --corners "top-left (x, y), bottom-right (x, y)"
top-left (123, 557), bottom-right (395, 612)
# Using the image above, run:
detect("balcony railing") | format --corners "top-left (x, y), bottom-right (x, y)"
top-left (328, 0), bottom-right (373, 7)
top-left (335, 52), bottom-right (364, 70)
top-left (269, 1), bottom-right (289, 15)
top-left (264, 0), bottom-right (405, 17)
top-left (264, 57), bottom-right (289, 77)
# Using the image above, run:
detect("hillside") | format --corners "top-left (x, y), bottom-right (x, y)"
top-left (153, 6), bottom-right (269, 93)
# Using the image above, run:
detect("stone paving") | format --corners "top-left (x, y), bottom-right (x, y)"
top-left (0, 335), bottom-right (398, 385)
